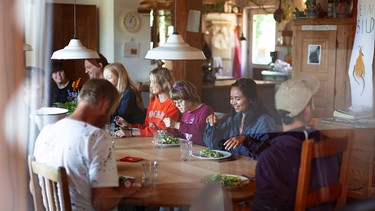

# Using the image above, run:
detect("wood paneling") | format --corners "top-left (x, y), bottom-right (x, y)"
top-left (47, 3), bottom-right (97, 84)
top-left (172, 0), bottom-right (204, 98)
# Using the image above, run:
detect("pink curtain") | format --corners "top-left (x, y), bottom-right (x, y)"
top-left (232, 26), bottom-right (242, 78)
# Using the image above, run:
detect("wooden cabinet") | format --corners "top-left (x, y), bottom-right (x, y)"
top-left (292, 18), bottom-right (354, 118)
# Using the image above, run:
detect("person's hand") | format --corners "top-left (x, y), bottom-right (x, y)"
top-left (163, 117), bottom-right (172, 128)
top-left (114, 116), bottom-right (129, 128)
top-left (115, 129), bottom-right (133, 137)
top-left (118, 178), bottom-right (142, 196)
top-left (206, 114), bottom-right (218, 126)
top-left (115, 129), bottom-right (125, 138)
top-left (163, 117), bottom-right (179, 129)
top-left (223, 135), bottom-right (246, 150)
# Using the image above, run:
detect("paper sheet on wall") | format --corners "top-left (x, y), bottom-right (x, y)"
top-left (187, 10), bottom-right (201, 33)
top-left (348, 0), bottom-right (374, 107)
top-left (124, 41), bottom-right (140, 58)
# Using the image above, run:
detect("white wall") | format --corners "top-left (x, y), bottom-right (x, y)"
top-left (26, 0), bottom-right (152, 83)
top-left (111, 0), bottom-right (152, 83)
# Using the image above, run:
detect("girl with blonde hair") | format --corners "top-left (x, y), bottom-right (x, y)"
top-left (115, 67), bottom-right (180, 137)
top-left (103, 62), bottom-right (146, 125)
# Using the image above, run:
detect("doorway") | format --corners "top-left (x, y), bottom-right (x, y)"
top-left (242, 7), bottom-right (276, 79)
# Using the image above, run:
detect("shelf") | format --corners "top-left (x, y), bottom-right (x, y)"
top-left (276, 45), bottom-right (292, 47)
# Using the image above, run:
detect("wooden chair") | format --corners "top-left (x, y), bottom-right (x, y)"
top-left (137, 82), bottom-right (150, 108)
top-left (28, 155), bottom-right (72, 211)
top-left (295, 129), bottom-right (353, 211)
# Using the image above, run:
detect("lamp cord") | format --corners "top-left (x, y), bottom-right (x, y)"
top-left (73, 0), bottom-right (77, 39)
top-left (174, 0), bottom-right (177, 33)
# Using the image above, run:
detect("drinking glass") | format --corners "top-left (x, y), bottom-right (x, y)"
top-left (153, 130), bottom-right (167, 148)
top-left (142, 160), bottom-right (159, 187)
top-left (180, 139), bottom-right (192, 161)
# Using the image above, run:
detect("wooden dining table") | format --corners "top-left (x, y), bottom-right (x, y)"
top-left (114, 136), bottom-right (257, 208)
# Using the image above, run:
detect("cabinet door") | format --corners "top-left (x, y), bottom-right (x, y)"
top-left (293, 29), bottom-right (337, 118)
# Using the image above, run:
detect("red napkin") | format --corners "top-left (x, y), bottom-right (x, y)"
top-left (119, 156), bottom-right (143, 162)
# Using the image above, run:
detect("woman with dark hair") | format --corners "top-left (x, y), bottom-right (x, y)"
top-left (204, 78), bottom-right (277, 159)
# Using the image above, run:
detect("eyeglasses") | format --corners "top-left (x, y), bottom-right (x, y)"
top-left (173, 100), bottom-right (184, 105)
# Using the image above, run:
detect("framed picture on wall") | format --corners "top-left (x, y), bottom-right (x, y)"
top-left (307, 44), bottom-right (321, 64)
top-left (124, 41), bottom-right (140, 58)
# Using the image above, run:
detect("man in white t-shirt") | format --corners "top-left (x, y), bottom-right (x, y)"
top-left (34, 79), bottom-right (137, 210)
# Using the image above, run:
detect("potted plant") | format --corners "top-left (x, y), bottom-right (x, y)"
top-left (202, 60), bottom-right (222, 84)
top-left (305, 0), bottom-right (320, 18)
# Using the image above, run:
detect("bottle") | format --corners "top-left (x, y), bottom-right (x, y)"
top-left (327, 0), bottom-right (334, 18)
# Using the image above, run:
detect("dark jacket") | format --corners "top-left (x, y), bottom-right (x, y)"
top-left (252, 127), bottom-right (341, 211)
top-left (110, 87), bottom-right (146, 125)
top-left (203, 111), bottom-right (277, 159)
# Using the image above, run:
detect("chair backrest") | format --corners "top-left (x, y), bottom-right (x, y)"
top-left (28, 155), bottom-right (72, 211)
top-left (138, 82), bottom-right (150, 109)
top-left (295, 129), bottom-right (353, 211)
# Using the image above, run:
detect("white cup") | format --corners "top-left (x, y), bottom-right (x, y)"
top-left (180, 140), bottom-right (192, 161)
top-left (142, 160), bottom-right (159, 187)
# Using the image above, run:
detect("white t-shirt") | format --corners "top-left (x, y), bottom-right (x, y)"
top-left (34, 118), bottom-right (118, 211)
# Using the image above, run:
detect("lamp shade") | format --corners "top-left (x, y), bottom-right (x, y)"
top-left (144, 33), bottom-right (206, 60)
top-left (51, 39), bottom-right (100, 60)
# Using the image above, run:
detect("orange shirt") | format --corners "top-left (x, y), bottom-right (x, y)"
top-left (133, 97), bottom-right (180, 136)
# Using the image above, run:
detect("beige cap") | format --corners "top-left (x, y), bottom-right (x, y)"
top-left (275, 75), bottom-right (320, 117)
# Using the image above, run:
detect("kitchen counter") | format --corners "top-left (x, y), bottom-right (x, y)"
top-left (202, 79), bottom-right (276, 88)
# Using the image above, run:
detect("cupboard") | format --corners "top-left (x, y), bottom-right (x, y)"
top-left (292, 18), bottom-right (354, 118)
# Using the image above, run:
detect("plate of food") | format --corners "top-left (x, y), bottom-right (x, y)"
top-left (119, 175), bottom-right (135, 184)
top-left (201, 173), bottom-right (249, 189)
top-left (192, 149), bottom-right (231, 160)
top-left (152, 136), bottom-right (182, 147)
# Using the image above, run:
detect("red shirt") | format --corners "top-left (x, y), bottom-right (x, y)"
top-left (133, 97), bottom-right (180, 136)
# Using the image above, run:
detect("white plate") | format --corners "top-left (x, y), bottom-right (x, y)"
top-left (201, 173), bottom-right (250, 189)
top-left (192, 149), bottom-right (231, 160)
top-left (119, 175), bottom-right (135, 180)
top-left (152, 140), bottom-right (180, 147)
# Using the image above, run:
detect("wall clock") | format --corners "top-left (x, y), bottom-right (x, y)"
top-left (120, 12), bottom-right (141, 33)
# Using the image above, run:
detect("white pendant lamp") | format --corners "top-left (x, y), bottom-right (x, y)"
top-left (145, 32), bottom-right (206, 60)
top-left (51, 0), bottom-right (99, 60)
top-left (144, 1), bottom-right (206, 60)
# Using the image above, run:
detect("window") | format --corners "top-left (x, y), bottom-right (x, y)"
top-left (251, 13), bottom-right (276, 65)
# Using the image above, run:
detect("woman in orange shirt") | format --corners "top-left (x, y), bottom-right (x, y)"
top-left (115, 67), bottom-right (180, 137)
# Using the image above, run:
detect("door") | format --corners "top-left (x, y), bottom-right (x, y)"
top-left (47, 3), bottom-right (97, 84)
top-left (293, 28), bottom-right (337, 118)
top-left (243, 7), bottom-right (276, 79)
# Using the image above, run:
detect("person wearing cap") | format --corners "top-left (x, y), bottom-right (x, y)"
top-left (50, 61), bottom-right (74, 104)
top-left (252, 75), bottom-right (341, 210)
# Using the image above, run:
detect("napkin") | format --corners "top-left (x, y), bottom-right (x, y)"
top-left (119, 156), bottom-right (143, 162)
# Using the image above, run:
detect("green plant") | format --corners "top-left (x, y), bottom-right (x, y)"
top-left (54, 101), bottom-right (77, 116)
top-left (53, 77), bottom-right (81, 116)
